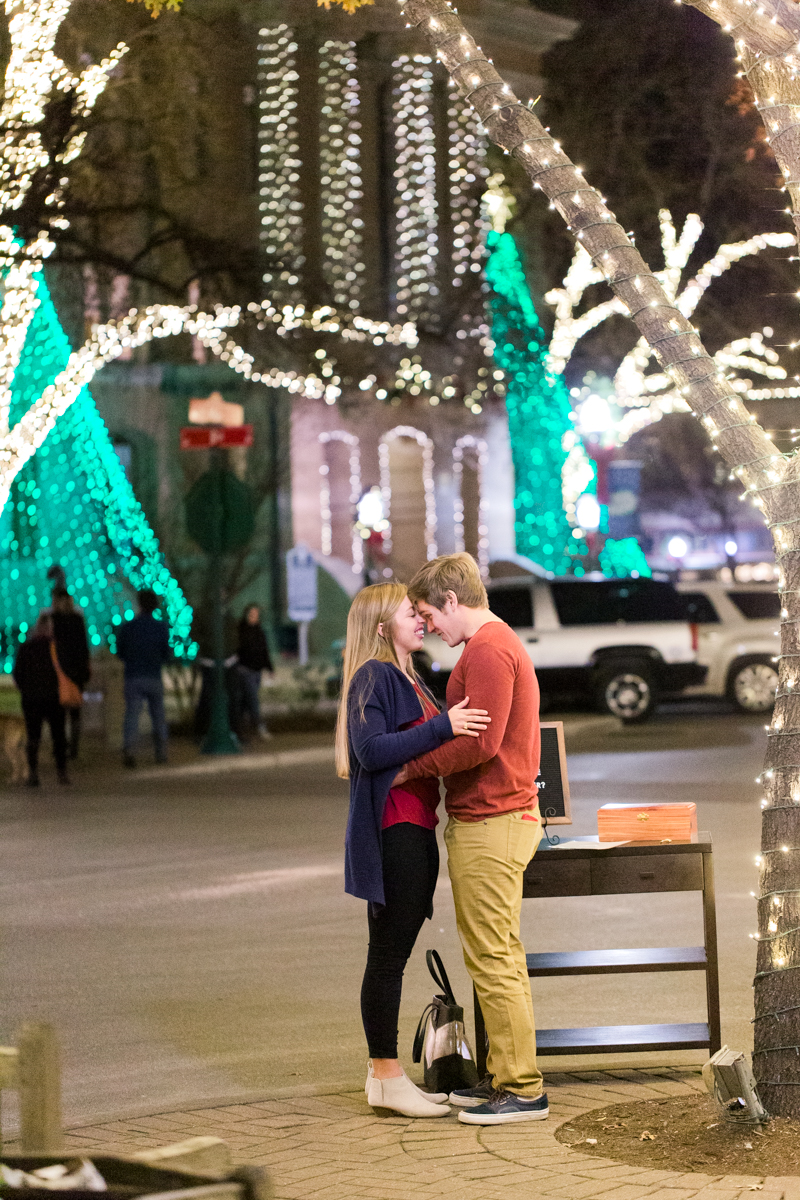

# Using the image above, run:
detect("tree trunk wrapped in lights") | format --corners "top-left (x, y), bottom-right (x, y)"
top-left (396, 0), bottom-right (800, 1115)
top-left (682, 1), bottom-right (800, 253)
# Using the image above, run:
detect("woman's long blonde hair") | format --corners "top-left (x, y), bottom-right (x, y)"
top-left (335, 582), bottom-right (415, 779)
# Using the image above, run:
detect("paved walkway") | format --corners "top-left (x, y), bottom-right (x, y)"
top-left (22, 1069), bottom-right (800, 1200)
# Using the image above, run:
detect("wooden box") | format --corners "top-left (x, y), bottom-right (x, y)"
top-left (597, 802), bottom-right (698, 844)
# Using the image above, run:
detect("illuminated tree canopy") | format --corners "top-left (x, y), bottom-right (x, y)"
top-left (485, 228), bottom-right (581, 576)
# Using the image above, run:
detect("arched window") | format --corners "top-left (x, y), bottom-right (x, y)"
top-left (453, 436), bottom-right (488, 577)
top-left (379, 426), bottom-right (437, 580)
top-left (319, 431), bottom-right (363, 572)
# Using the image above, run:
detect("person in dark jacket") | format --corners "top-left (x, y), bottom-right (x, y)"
top-left (51, 587), bottom-right (90, 760)
top-left (116, 589), bottom-right (170, 768)
top-left (335, 582), bottom-right (490, 1119)
top-left (236, 605), bottom-right (274, 740)
top-left (13, 613), bottom-right (69, 786)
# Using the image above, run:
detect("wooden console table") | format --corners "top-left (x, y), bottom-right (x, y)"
top-left (473, 834), bottom-right (721, 1074)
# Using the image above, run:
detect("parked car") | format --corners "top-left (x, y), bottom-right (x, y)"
top-left (677, 581), bottom-right (779, 713)
top-left (415, 575), bottom-right (706, 724)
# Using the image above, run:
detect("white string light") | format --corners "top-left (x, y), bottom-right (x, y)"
top-left (319, 40), bottom-right (364, 310)
top-left (448, 83), bottom-right (489, 296)
top-left (392, 55), bottom-right (439, 324)
top-left (378, 425), bottom-right (438, 565)
top-left (257, 25), bottom-right (303, 303)
top-left (318, 429), bottom-right (363, 573)
top-left (452, 434), bottom-right (489, 576)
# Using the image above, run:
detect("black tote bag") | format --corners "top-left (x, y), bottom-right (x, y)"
top-left (412, 950), bottom-right (480, 1094)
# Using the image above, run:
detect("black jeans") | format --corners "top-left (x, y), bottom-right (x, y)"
top-left (22, 698), bottom-right (67, 774)
top-left (360, 822), bottom-right (439, 1059)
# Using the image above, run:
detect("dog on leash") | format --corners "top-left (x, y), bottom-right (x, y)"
top-left (0, 713), bottom-right (27, 784)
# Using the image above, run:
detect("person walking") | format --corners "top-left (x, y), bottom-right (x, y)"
top-left (51, 587), bottom-right (90, 760)
top-left (236, 605), bottom-right (273, 740)
top-left (337, 582), bottom-right (491, 1119)
top-left (399, 552), bottom-right (547, 1126)
top-left (116, 589), bottom-right (170, 768)
top-left (13, 614), bottom-right (70, 786)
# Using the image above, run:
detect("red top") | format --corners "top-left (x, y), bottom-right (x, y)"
top-left (404, 621), bottom-right (540, 823)
top-left (382, 684), bottom-right (441, 830)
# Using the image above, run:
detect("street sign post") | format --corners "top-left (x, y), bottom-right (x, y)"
top-left (183, 427), bottom-right (255, 755)
top-left (286, 545), bottom-right (318, 666)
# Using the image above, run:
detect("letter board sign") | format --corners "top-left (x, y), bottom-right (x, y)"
top-left (536, 721), bottom-right (571, 825)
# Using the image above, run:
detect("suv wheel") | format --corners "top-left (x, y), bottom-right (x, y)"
top-left (727, 657), bottom-right (779, 714)
top-left (594, 661), bottom-right (656, 724)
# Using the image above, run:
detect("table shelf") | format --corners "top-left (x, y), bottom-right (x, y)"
top-left (526, 947), bottom-right (707, 976)
top-left (473, 834), bottom-right (720, 1073)
top-left (537, 1023), bottom-right (711, 1055)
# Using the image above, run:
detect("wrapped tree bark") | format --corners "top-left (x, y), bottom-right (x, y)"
top-left (397, 0), bottom-right (800, 1115)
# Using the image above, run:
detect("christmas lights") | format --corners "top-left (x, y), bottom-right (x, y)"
top-left (319, 41), bottom-right (364, 310)
top-left (599, 537), bottom-right (651, 580)
top-left (1, 271), bottom-right (194, 671)
top-left (452, 434), bottom-right (489, 576)
top-left (485, 227), bottom-right (580, 575)
top-left (547, 211), bottom-right (794, 446)
top-left (257, 25), bottom-right (303, 304)
top-left (448, 85), bottom-right (489, 296)
top-left (319, 429), bottom-right (363, 573)
top-left (392, 55), bottom-right (439, 325)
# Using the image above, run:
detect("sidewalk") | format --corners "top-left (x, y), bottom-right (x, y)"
top-left (16, 1069), bottom-right (800, 1200)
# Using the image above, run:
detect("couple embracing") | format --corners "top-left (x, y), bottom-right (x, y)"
top-left (337, 552), bottom-right (547, 1126)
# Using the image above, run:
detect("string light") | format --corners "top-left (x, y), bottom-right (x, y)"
top-left (318, 430), bottom-right (363, 574)
top-left (1, 271), bottom-right (194, 671)
top-left (319, 41), bottom-right (364, 310)
top-left (485, 227), bottom-right (581, 574)
top-left (257, 25), bottom-right (303, 304)
top-left (392, 55), bottom-right (440, 325)
top-left (545, 211), bottom-right (794, 449)
top-left (448, 83), bottom-right (489, 296)
top-left (452, 435), bottom-right (489, 576)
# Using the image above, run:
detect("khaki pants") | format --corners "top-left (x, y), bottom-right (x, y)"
top-left (445, 808), bottom-right (543, 1097)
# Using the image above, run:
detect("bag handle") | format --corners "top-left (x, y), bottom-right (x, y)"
top-left (426, 949), bottom-right (456, 1005)
top-left (412, 1003), bottom-right (435, 1064)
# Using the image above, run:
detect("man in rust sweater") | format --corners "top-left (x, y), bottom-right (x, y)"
top-left (404, 552), bottom-right (546, 1125)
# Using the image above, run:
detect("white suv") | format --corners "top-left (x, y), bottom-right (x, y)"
top-left (677, 581), bottom-right (779, 713)
top-left (416, 575), bottom-right (706, 723)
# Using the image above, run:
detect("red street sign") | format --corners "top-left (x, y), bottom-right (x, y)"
top-left (180, 425), bottom-right (253, 450)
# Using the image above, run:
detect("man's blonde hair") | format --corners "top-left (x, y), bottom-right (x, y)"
top-left (408, 552), bottom-right (488, 611)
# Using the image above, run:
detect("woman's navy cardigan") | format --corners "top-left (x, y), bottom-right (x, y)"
top-left (344, 660), bottom-right (454, 906)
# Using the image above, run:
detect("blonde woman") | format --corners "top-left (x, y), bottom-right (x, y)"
top-left (337, 582), bottom-right (490, 1118)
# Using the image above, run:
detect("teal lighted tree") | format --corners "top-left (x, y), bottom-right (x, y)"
top-left (484, 226), bottom-right (582, 576)
top-left (0, 271), bottom-right (194, 672)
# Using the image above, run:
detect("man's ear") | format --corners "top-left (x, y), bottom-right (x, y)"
top-left (444, 591), bottom-right (458, 612)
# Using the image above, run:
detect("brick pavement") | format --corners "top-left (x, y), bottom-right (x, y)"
top-left (16, 1068), bottom-right (800, 1200)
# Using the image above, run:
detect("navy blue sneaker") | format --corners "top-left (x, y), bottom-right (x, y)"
top-left (449, 1074), bottom-right (495, 1107)
top-left (458, 1089), bottom-right (549, 1125)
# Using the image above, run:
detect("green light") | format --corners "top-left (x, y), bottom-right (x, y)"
top-left (0, 271), bottom-right (196, 670)
top-left (599, 537), bottom-right (652, 580)
top-left (485, 230), bottom-right (583, 575)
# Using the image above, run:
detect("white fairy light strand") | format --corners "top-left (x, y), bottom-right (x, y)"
top-left (257, 25), bottom-right (303, 303)
top-left (452, 434), bottom-right (489, 576)
top-left (448, 84), bottom-right (489, 295)
top-left (392, 55), bottom-right (439, 324)
top-left (378, 425), bottom-right (438, 564)
top-left (319, 430), bottom-right (363, 574)
top-left (319, 41), bottom-right (364, 311)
